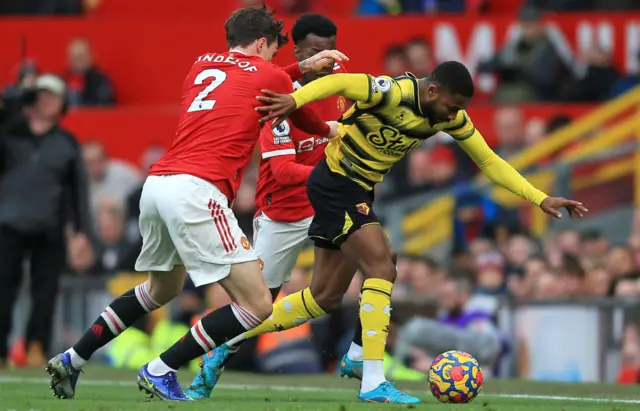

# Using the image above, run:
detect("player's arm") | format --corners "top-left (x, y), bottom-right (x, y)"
top-left (269, 70), bottom-right (331, 137)
top-left (447, 111), bottom-right (587, 218)
top-left (260, 120), bottom-right (313, 187)
top-left (256, 73), bottom-right (396, 124)
top-left (283, 50), bottom-right (349, 82)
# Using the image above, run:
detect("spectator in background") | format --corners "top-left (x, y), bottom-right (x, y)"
top-left (392, 277), bottom-right (503, 375)
top-left (523, 0), bottom-right (589, 11)
top-left (83, 140), bottom-right (142, 218)
top-left (90, 198), bottom-right (137, 275)
top-left (0, 61), bottom-right (38, 126)
top-left (564, 45), bottom-right (620, 102)
top-left (65, 37), bottom-right (115, 107)
top-left (477, 6), bottom-right (573, 102)
top-left (404, 38), bottom-right (434, 77)
top-left (580, 229), bottom-right (609, 258)
top-left (358, 0), bottom-right (402, 15)
top-left (383, 45), bottom-right (409, 78)
top-left (611, 51), bottom-right (640, 98)
top-left (607, 246), bottom-right (640, 295)
top-left (493, 107), bottom-right (525, 158)
top-left (0, 74), bottom-right (91, 368)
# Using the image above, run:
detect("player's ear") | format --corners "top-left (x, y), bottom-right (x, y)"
top-left (293, 45), bottom-right (302, 61)
top-left (427, 83), bottom-right (439, 99)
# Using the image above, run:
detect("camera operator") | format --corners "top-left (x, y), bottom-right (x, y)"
top-left (0, 74), bottom-right (91, 367)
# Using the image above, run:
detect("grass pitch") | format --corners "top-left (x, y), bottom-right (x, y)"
top-left (1, 366), bottom-right (640, 410)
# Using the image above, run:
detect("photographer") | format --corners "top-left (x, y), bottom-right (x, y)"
top-left (0, 74), bottom-right (91, 367)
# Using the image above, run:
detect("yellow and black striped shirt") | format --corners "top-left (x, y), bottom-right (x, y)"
top-left (290, 73), bottom-right (548, 206)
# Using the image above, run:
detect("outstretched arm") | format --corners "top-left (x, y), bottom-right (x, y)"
top-left (455, 128), bottom-right (588, 219)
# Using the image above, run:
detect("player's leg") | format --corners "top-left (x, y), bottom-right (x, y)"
top-left (47, 176), bottom-right (183, 399)
top-left (340, 225), bottom-right (419, 404)
top-left (186, 214), bottom-right (312, 399)
top-left (342, 246), bottom-right (397, 374)
top-left (137, 175), bottom-right (272, 401)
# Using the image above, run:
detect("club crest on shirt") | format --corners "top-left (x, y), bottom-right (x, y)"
top-left (337, 96), bottom-right (346, 112)
top-left (241, 236), bottom-right (251, 250)
top-left (356, 202), bottom-right (370, 216)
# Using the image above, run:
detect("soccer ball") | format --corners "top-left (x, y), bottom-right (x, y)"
top-left (428, 350), bottom-right (484, 404)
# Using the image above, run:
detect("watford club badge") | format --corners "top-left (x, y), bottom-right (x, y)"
top-left (356, 203), bottom-right (370, 216)
top-left (240, 236), bottom-right (251, 250)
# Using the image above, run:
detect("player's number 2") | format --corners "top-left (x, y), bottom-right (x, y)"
top-left (187, 69), bottom-right (227, 112)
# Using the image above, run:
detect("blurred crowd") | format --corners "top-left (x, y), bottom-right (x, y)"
top-left (383, 7), bottom-right (640, 105)
top-left (359, 0), bottom-right (639, 14)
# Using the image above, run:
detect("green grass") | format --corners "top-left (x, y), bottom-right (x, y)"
top-left (1, 366), bottom-right (640, 410)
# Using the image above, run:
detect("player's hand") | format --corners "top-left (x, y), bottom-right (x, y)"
top-left (256, 90), bottom-right (297, 125)
top-left (540, 196), bottom-right (588, 219)
top-left (300, 50), bottom-right (349, 73)
top-left (326, 121), bottom-right (339, 138)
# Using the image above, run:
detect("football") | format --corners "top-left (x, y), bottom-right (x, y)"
top-left (428, 350), bottom-right (484, 404)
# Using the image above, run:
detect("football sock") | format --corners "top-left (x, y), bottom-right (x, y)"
top-left (359, 278), bottom-right (393, 393)
top-left (64, 348), bottom-right (86, 370)
top-left (71, 283), bottom-right (161, 366)
top-left (239, 288), bottom-right (325, 342)
top-left (158, 303), bottom-right (261, 372)
top-left (208, 286), bottom-right (282, 362)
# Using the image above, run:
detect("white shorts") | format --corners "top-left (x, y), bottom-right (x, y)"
top-left (253, 212), bottom-right (312, 288)
top-left (135, 174), bottom-right (257, 287)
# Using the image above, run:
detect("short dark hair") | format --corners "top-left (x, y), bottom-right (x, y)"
top-left (225, 6), bottom-right (288, 49)
top-left (291, 13), bottom-right (337, 45)
top-left (430, 61), bottom-right (474, 98)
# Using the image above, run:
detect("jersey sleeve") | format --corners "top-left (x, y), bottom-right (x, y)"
top-left (260, 120), bottom-right (313, 186)
top-left (290, 73), bottom-right (396, 108)
top-left (455, 128), bottom-right (548, 206)
top-left (283, 62), bottom-right (303, 82)
top-left (269, 69), bottom-right (330, 137)
top-left (435, 110), bottom-right (476, 141)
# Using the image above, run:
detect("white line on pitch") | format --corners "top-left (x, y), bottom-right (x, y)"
top-left (1, 376), bottom-right (639, 404)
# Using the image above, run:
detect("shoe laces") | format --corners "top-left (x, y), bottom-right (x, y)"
top-left (163, 372), bottom-right (187, 399)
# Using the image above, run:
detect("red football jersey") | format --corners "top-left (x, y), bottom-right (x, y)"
top-left (255, 63), bottom-right (350, 222)
top-left (149, 51), bottom-right (328, 202)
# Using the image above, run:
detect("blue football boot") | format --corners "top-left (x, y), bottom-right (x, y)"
top-left (338, 354), bottom-right (363, 380)
top-left (137, 364), bottom-right (191, 401)
top-left (46, 352), bottom-right (82, 399)
top-left (185, 344), bottom-right (230, 399)
top-left (358, 381), bottom-right (422, 404)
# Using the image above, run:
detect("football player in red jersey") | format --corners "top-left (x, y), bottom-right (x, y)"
top-left (46, 7), bottom-right (348, 401)
top-left (185, 14), bottom-right (356, 399)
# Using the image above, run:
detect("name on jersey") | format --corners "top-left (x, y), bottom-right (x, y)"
top-left (366, 126), bottom-right (420, 156)
top-left (196, 53), bottom-right (257, 72)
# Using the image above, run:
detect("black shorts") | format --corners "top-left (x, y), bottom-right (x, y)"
top-left (306, 160), bottom-right (378, 249)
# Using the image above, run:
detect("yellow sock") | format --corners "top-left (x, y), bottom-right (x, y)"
top-left (244, 288), bottom-right (325, 339)
top-left (360, 278), bottom-right (393, 361)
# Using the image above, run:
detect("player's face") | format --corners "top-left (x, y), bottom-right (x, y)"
top-left (424, 86), bottom-right (470, 123)
top-left (295, 34), bottom-right (337, 79)
top-left (257, 38), bottom-right (280, 62)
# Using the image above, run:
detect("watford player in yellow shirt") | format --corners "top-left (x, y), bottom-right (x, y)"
top-left (239, 61), bottom-right (587, 404)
